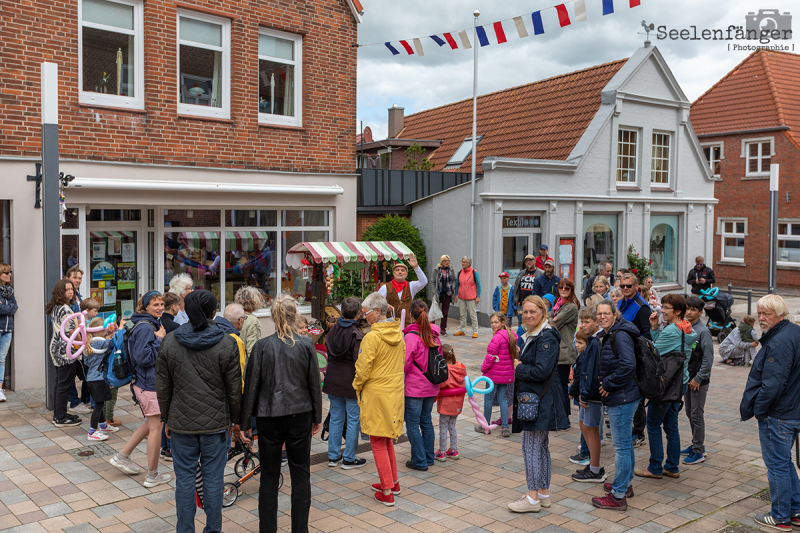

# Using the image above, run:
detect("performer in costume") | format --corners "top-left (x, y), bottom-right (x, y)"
top-left (377, 254), bottom-right (428, 320)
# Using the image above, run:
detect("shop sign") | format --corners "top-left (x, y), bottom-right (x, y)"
top-left (503, 215), bottom-right (540, 229)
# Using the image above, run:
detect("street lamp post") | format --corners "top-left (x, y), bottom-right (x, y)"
top-left (469, 10), bottom-right (479, 260)
top-left (768, 163), bottom-right (779, 294)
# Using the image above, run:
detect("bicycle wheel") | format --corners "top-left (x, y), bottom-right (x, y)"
top-left (278, 472), bottom-right (283, 489)
top-left (222, 483), bottom-right (238, 507)
top-left (235, 455), bottom-right (259, 478)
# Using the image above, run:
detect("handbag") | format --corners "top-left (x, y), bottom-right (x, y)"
top-left (517, 364), bottom-right (558, 422)
top-left (429, 299), bottom-right (443, 322)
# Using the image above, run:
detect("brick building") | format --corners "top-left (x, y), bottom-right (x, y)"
top-left (0, 0), bottom-right (363, 390)
top-left (691, 50), bottom-right (800, 290)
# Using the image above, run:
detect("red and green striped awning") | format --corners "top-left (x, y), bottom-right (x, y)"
top-left (178, 231), bottom-right (219, 251)
top-left (225, 231), bottom-right (271, 252)
top-left (90, 231), bottom-right (134, 238)
top-left (287, 241), bottom-right (413, 269)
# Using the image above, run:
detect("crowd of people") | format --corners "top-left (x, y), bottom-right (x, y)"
top-left (12, 248), bottom-right (797, 532)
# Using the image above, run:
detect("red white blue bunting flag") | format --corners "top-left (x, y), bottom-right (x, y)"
top-left (369, 0), bottom-right (641, 55)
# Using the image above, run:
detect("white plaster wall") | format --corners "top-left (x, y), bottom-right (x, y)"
top-left (619, 56), bottom-right (677, 101)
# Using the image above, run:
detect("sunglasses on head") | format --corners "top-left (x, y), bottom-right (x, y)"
top-left (619, 284), bottom-right (634, 289)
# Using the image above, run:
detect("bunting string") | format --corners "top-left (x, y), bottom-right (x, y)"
top-left (361, 0), bottom-right (641, 56)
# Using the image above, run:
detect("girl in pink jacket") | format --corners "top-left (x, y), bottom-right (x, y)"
top-left (479, 312), bottom-right (518, 437)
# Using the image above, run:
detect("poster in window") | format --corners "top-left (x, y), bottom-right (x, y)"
top-left (117, 263), bottom-right (136, 290)
top-left (92, 261), bottom-right (115, 281)
top-left (120, 300), bottom-right (134, 320)
top-left (122, 243), bottom-right (135, 262)
top-left (90, 288), bottom-right (103, 301)
top-left (109, 236), bottom-right (122, 255)
top-left (92, 242), bottom-right (106, 260)
top-left (104, 288), bottom-right (117, 307)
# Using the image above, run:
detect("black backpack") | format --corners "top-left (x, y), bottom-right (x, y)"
top-left (609, 329), bottom-right (664, 403)
top-left (657, 332), bottom-right (687, 405)
top-left (686, 338), bottom-right (705, 384)
top-left (408, 331), bottom-right (449, 385)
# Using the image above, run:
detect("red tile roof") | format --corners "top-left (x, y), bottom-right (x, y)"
top-left (396, 58), bottom-right (628, 170)
top-left (691, 50), bottom-right (800, 147)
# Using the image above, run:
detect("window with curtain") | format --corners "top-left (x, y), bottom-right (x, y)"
top-left (649, 215), bottom-right (679, 283)
top-left (178, 11), bottom-right (229, 119)
top-left (79, 0), bottom-right (143, 108)
top-left (258, 28), bottom-right (302, 127)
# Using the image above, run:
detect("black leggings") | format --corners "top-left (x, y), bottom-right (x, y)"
top-left (91, 400), bottom-right (106, 430)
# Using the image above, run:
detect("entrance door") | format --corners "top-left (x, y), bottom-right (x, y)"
top-left (86, 228), bottom-right (140, 321)
top-left (502, 232), bottom-right (542, 274)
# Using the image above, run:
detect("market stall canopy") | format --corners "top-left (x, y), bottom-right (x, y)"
top-left (287, 241), bottom-right (413, 269)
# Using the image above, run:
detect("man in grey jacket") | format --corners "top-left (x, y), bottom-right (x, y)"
top-left (682, 297), bottom-right (714, 465)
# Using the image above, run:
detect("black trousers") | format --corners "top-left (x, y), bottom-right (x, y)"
top-left (54, 363), bottom-right (78, 421)
top-left (633, 401), bottom-right (647, 438)
top-left (257, 412), bottom-right (312, 533)
top-left (557, 364), bottom-right (571, 418)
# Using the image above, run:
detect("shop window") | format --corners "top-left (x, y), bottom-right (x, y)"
top-left (63, 208), bottom-right (80, 230)
top-left (86, 209), bottom-right (141, 221)
top-left (224, 231), bottom-right (277, 307)
top-left (778, 222), bottom-right (800, 266)
top-left (616, 129), bottom-right (637, 183)
top-left (164, 231), bottom-right (221, 309)
top-left (226, 210), bottom-right (278, 227)
top-left (583, 215), bottom-right (617, 286)
top-left (0, 201), bottom-right (9, 265)
top-left (702, 144), bottom-right (722, 177)
top-left (258, 28), bottom-right (302, 127)
top-left (719, 219), bottom-right (746, 262)
top-left (282, 230), bottom-right (329, 305)
top-left (650, 133), bottom-right (671, 186)
top-left (88, 230), bottom-right (138, 319)
top-left (177, 10), bottom-right (230, 119)
top-left (164, 209), bottom-right (220, 227)
top-left (62, 236), bottom-right (80, 276)
top-left (649, 215), bottom-right (678, 283)
top-left (502, 234), bottom-right (541, 274)
top-left (282, 210), bottom-right (329, 227)
top-left (745, 139), bottom-right (772, 175)
top-left (79, 0), bottom-right (143, 109)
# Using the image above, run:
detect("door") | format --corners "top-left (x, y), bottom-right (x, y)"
top-left (502, 232), bottom-right (542, 274)
top-left (86, 228), bottom-right (141, 321)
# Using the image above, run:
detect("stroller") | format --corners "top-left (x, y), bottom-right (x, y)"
top-left (699, 287), bottom-right (736, 342)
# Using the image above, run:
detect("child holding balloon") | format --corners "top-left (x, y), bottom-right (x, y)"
top-left (435, 345), bottom-right (466, 461)
top-left (84, 317), bottom-right (123, 441)
top-left (480, 313), bottom-right (518, 438)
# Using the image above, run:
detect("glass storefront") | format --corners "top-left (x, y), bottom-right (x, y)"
top-left (650, 215), bottom-right (679, 284)
top-left (88, 229), bottom-right (139, 320)
top-left (501, 215), bottom-right (541, 274)
top-left (583, 214), bottom-right (617, 285)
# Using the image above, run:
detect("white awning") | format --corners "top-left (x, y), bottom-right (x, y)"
top-left (68, 177), bottom-right (344, 195)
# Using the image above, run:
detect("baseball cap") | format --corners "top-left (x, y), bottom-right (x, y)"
top-left (498, 271), bottom-right (509, 278)
top-left (544, 259), bottom-right (555, 267)
top-left (540, 244), bottom-right (549, 251)
top-left (524, 254), bottom-right (536, 261)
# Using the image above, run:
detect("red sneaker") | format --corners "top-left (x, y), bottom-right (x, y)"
top-left (592, 493), bottom-right (627, 511)
top-left (374, 491), bottom-right (395, 507)
top-left (603, 482), bottom-right (634, 498)
top-left (371, 482), bottom-right (400, 495)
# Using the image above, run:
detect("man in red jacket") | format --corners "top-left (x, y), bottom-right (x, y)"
top-left (535, 245), bottom-right (553, 271)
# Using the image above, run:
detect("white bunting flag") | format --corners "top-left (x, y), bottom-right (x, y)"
top-left (413, 37), bottom-right (424, 56)
top-left (574, 0), bottom-right (588, 22)
top-left (513, 16), bottom-right (529, 38)
top-left (458, 29), bottom-right (472, 49)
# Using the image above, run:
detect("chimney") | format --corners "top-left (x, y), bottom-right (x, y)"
top-left (387, 104), bottom-right (404, 139)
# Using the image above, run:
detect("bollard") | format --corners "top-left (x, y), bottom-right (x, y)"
top-left (728, 283), bottom-right (733, 296)
top-left (747, 289), bottom-right (752, 316)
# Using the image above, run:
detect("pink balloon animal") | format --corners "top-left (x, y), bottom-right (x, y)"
top-left (437, 377), bottom-right (499, 435)
top-left (59, 310), bottom-right (106, 360)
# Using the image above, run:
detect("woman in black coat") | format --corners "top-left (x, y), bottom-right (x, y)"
top-left (508, 295), bottom-right (568, 514)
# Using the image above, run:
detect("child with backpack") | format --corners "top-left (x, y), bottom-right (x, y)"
top-left (84, 317), bottom-right (121, 441)
top-left (436, 344), bottom-right (466, 461)
top-left (480, 312), bottom-right (518, 437)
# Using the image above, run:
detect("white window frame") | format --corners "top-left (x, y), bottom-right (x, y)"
top-left (701, 142), bottom-right (723, 177)
top-left (650, 132), bottom-right (672, 187)
top-left (258, 27), bottom-right (303, 127)
top-left (78, 0), bottom-right (144, 109)
top-left (176, 9), bottom-right (231, 119)
top-left (616, 128), bottom-right (638, 183)
top-left (741, 137), bottom-right (774, 176)
top-left (777, 220), bottom-right (800, 266)
top-left (718, 217), bottom-right (747, 263)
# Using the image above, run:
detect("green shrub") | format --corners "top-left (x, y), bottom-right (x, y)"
top-left (362, 215), bottom-right (427, 282)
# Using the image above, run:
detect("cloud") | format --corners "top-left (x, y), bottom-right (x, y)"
top-left (357, 0), bottom-right (796, 139)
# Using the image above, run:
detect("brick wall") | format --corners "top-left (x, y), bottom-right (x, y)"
top-left (0, 0), bottom-right (358, 174)
top-left (709, 130), bottom-right (800, 289)
top-left (356, 214), bottom-right (412, 240)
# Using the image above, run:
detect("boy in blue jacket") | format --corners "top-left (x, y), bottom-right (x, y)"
top-left (492, 272), bottom-right (516, 321)
top-left (570, 306), bottom-right (604, 483)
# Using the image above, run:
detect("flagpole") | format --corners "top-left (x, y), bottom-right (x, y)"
top-left (470, 10), bottom-right (479, 261)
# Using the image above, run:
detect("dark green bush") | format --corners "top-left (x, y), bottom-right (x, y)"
top-left (362, 215), bottom-right (427, 282)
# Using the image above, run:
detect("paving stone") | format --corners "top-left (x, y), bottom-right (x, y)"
top-left (40, 502), bottom-right (72, 518)
top-left (127, 517), bottom-right (172, 533)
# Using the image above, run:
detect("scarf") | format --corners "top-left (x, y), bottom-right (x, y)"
top-left (437, 267), bottom-right (454, 297)
top-left (391, 279), bottom-right (408, 297)
top-left (0, 284), bottom-right (12, 300)
top-left (185, 290), bottom-right (218, 331)
top-left (552, 296), bottom-right (566, 315)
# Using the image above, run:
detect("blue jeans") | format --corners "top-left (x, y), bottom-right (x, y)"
top-left (161, 425), bottom-right (171, 452)
top-left (759, 418), bottom-right (800, 522)
top-left (646, 384), bottom-right (687, 476)
top-left (327, 395), bottom-right (361, 462)
top-left (171, 431), bottom-right (229, 533)
top-left (607, 399), bottom-right (639, 499)
top-left (579, 433), bottom-right (589, 458)
top-left (484, 383), bottom-right (509, 428)
top-left (0, 331), bottom-right (11, 384)
top-left (405, 396), bottom-right (436, 469)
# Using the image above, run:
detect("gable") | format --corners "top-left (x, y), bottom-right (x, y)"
top-left (618, 55), bottom-right (681, 101)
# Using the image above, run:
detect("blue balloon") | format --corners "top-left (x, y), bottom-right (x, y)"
top-left (103, 313), bottom-right (117, 328)
top-left (465, 375), bottom-right (495, 397)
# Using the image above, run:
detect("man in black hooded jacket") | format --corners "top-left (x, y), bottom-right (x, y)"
top-left (156, 290), bottom-right (243, 533)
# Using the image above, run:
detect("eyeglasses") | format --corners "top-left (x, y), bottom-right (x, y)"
top-left (619, 284), bottom-right (634, 289)
top-left (558, 287), bottom-right (570, 291)
top-left (0, 271), bottom-right (10, 275)
top-left (596, 312), bottom-right (614, 317)
top-left (661, 305), bottom-right (673, 311)
top-left (363, 308), bottom-right (376, 317)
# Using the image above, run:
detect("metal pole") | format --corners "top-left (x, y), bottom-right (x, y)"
top-left (469, 10), bottom-right (479, 260)
top-left (42, 63), bottom-right (60, 410)
top-left (747, 289), bottom-right (752, 316)
top-left (768, 164), bottom-right (779, 294)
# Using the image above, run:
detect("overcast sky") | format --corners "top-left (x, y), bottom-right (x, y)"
top-left (356, 0), bottom-right (796, 140)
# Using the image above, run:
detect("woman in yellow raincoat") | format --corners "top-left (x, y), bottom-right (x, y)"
top-left (353, 292), bottom-right (405, 507)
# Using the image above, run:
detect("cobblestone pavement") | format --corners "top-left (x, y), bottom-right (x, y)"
top-left (0, 300), bottom-right (794, 533)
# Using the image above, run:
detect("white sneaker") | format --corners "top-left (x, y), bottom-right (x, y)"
top-left (143, 472), bottom-right (171, 488)
top-left (0, 389), bottom-right (6, 402)
top-left (88, 431), bottom-right (108, 441)
top-left (110, 455), bottom-right (140, 475)
top-left (97, 425), bottom-right (119, 433)
top-left (70, 403), bottom-right (91, 414)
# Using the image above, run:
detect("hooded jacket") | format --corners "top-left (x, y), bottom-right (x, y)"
top-left (0, 287), bottom-right (17, 333)
top-left (740, 319), bottom-right (800, 422)
top-left (651, 320), bottom-right (697, 384)
top-left (687, 264), bottom-right (716, 295)
top-left (322, 318), bottom-right (363, 400)
top-left (128, 313), bottom-right (161, 392)
top-left (689, 319), bottom-right (714, 385)
top-left (403, 322), bottom-right (443, 398)
top-left (569, 330), bottom-right (602, 403)
top-left (492, 285), bottom-right (516, 317)
top-left (437, 362), bottom-right (467, 416)
top-left (533, 273), bottom-right (561, 299)
top-left (353, 320), bottom-right (405, 438)
top-left (156, 320), bottom-right (242, 434)
top-left (481, 328), bottom-right (518, 384)
top-left (240, 333), bottom-right (322, 431)
top-left (618, 295), bottom-right (652, 340)
top-left (598, 318), bottom-right (641, 407)
top-left (214, 316), bottom-right (246, 389)
top-left (552, 301), bottom-right (578, 365)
